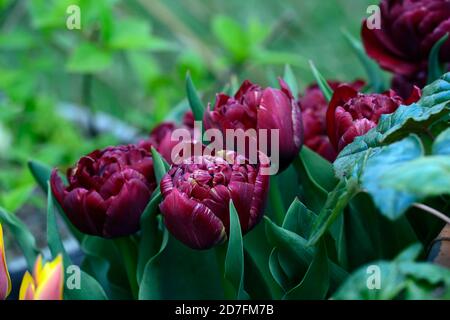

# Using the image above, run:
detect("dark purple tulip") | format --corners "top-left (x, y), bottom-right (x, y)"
top-left (159, 151), bottom-right (269, 250)
top-left (203, 79), bottom-right (303, 172)
top-left (51, 145), bottom-right (156, 238)
top-left (299, 80), bottom-right (365, 162)
top-left (138, 111), bottom-right (195, 164)
top-left (326, 85), bottom-right (421, 152)
top-left (362, 0), bottom-right (450, 98)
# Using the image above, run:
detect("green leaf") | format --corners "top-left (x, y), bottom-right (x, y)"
top-left (341, 29), bottom-right (385, 92)
top-left (264, 217), bottom-right (348, 288)
top-left (243, 223), bottom-right (282, 299)
top-left (283, 64), bottom-right (299, 97)
top-left (150, 147), bottom-right (169, 184)
top-left (225, 201), bottom-right (250, 300)
top-left (334, 245), bottom-right (450, 300)
top-left (299, 146), bottom-right (338, 192)
top-left (0, 184), bottom-right (33, 213)
top-left (0, 206), bottom-right (39, 269)
top-left (380, 156), bottom-right (450, 198)
top-left (433, 128), bottom-right (450, 156)
top-left (283, 240), bottom-right (329, 300)
top-left (309, 60), bottom-right (333, 102)
top-left (307, 179), bottom-right (359, 246)
top-left (186, 72), bottom-right (204, 122)
top-left (212, 15), bottom-right (248, 61)
top-left (268, 249), bottom-right (289, 290)
top-left (108, 18), bottom-right (175, 51)
top-left (139, 227), bottom-right (223, 299)
top-left (428, 33), bottom-right (449, 84)
top-left (66, 43), bottom-right (112, 73)
top-left (282, 198), bottom-right (316, 239)
top-left (361, 135), bottom-right (424, 219)
top-left (137, 188), bottom-right (162, 282)
top-left (28, 160), bottom-right (54, 192)
top-left (46, 183), bottom-right (107, 300)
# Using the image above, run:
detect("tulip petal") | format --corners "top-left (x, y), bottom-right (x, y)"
top-left (103, 178), bottom-right (151, 237)
top-left (19, 271), bottom-right (35, 300)
top-left (228, 182), bottom-right (254, 232)
top-left (0, 224), bottom-right (11, 300)
top-left (34, 255), bottom-right (64, 300)
top-left (160, 189), bottom-right (226, 250)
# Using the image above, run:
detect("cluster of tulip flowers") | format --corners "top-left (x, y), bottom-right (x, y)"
top-left (1, 0), bottom-right (450, 300)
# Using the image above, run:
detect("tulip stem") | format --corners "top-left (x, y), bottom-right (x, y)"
top-left (269, 176), bottom-right (286, 225)
top-left (114, 237), bottom-right (139, 299)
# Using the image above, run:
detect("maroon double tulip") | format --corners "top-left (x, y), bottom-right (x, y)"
top-left (203, 79), bottom-right (303, 172)
top-left (139, 111), bottom-right (196, 163)
top-left (362, 0), bottom-right (450, 98)
top-left (159, 151), bottom-right (269, 250)
top-left (51, 145), bottom-right (156, 238)
top-left (326, 86), bottom-right (421, 152)
top-left (299, 80), bottom-right (365, 162)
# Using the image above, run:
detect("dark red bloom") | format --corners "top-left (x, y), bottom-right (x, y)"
top-left (203, 79), bottom-right (303, 172)
top-left (326, 85), bottom-right (421, 152)
top-left (362, 0), bottom-right (450, 97)
top-left (51, 145), bottom-right (156, 238)
top-left (159, 151), bottom-right (269, 250)
top-left (299, 80), bottom-right (365, 162)
top-left (138, 111), bottom-right (196, 163)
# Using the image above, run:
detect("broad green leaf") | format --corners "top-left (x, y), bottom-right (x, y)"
top-left (264, 217), bottom-right (348, 288)
top-left (46, 184), bottom-right (107, 300)
top-left (268, 249), bottom-right (289, 291)
top-left (108, 18), bottom-right (175, 51)
top-left (283, 240), bottom-right (329, 300)
top-left (307, 179), bottom-right (359, 246)
top-left (0, 206), bottom-right (39, 269)
top-left (80, 236), bottom-right (131, 299)
top-left (283, 65), bottom-right (299, 97)
top-left (225, 201), bottom-right (250, 300)
top-left (334, 245), bottom-right (450, 300)
top-left (293, 155), bottom-right (328, 214)
top-left (427, 33), bottom-right (449, 84)
top-left (212, 15), bottom-right (248, 62)
top-left (243, 223), bottom-right (282, 299)
top-left (299, 146), bottom-right (338, 192)
top-left (380, 156), bottom-right (450, 198)
top-left (186, 72), bottom-right (204, 122)
top-left (66, 43), bottom-right (112, 73)
top-left (433, 128), bottom-right (450, 155)
top-left (361, 135), bottom-right (424, 219)
top-left (341, 29), bottom-right (385, 92)
top-left (139, 229), bottom-right (223, 299)
top-left (243, 249), bottom-right (272, 299)
top-left (309, 60), bottom-right (333, 102)
top-left (282, 198), bottom-right (316, 239)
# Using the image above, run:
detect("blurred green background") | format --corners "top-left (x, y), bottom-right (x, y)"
top-left (0, 0), bottom-right (374, 252)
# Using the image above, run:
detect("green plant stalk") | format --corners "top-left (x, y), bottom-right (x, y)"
top-left (114, 237), bottom-right (139, 299)
top-left (269, 176), bottom-right (285, 225)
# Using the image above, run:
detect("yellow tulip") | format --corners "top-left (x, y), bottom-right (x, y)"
top-left (19, 254), bottom-right (64, 300)
top-left (0, 223), bottom-right (12, 300)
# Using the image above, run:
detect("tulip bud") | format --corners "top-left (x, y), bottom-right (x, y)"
top-left (19, 255), bottom-right (64, 300)
top-left (299, 80), bottom-right (365, 162)
top-left (51, 145), bottom-right (157, 238)
top-left (138, 111), bottom-right (196, 164)
top-left (204, 79), bottom-right (303, 172)
top-left (159, 151), bottom-right (270, 249)
top-left (0, 224), bottom-right (11, 300)
top-left (326, 85), bottom-right (421, 152)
